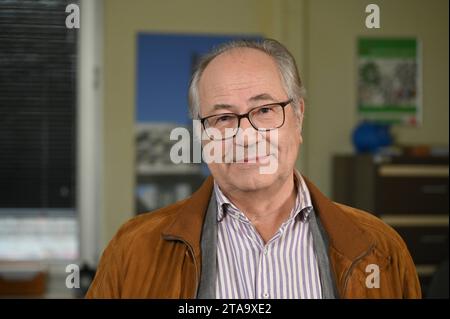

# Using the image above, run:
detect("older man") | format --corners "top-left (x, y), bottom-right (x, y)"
top-left (86, 39), bottom-right (421, 299)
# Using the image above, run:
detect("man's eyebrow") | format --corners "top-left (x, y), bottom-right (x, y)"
top-left (212, 103), bottom-right (236, 111)
top-left (210, 93), bottom-right (276, 112)
top-left (248, 93), bottom-right (277, 103)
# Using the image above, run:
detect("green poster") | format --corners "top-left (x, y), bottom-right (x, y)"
top-left (357, 38), bottom-right (421, 126)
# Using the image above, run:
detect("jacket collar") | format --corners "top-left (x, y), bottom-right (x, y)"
top-left (162, 174), bottom-right (374, 262)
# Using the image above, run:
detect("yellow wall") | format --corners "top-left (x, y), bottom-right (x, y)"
top-left (101, 0), bottom-right (448, 250)
top-left (305, 0), bottom-right (449, 196)
top-left (101, 0), bottom-right (307, 249)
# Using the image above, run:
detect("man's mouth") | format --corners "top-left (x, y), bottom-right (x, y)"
top-left (234, 154), bottom-right (272, 164)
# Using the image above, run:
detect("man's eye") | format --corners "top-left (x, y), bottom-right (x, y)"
top-left (258, 107), bottom-right (273, 114)
top-left (214, 115), bottom-right (233, 124)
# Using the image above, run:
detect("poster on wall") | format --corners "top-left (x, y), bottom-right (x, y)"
top-left (357, 38), bottom-right (421, 126)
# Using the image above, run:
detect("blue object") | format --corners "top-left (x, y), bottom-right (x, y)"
top-left (352, 121), bottom-right (393, 153)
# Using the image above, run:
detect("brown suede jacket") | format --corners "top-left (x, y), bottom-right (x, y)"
top-left (86, 176), bottom-right (421, 299)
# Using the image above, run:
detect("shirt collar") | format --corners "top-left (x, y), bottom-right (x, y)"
top-left (214, 170), bottom-right (314, 223)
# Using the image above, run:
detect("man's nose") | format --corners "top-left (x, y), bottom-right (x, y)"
top-left (239, 116), bottom-right (254, 131)
top-left (235, 116), bottom-right (258, 146)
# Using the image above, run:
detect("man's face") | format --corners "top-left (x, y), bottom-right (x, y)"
top-left (198, 48), bottom-right (304, 192)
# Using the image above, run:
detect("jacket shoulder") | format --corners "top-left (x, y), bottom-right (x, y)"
top-left (112, 198), bottom-right (189, 246)
top-left (333, 202), bottom-right (421, 298)
top-left (334, 202), bottom-right (409, 253)
top-left (85, 198), bottom-right (190, 298)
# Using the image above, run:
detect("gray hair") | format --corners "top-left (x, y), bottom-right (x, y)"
top-left (188, 38), bottom-right (306, 120)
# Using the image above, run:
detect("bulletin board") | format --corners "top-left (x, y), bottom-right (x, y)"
top-left (357, 38), bottom-right (421, 126)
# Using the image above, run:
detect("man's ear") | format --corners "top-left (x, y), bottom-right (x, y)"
top-left (299, 98), bottom-right (305, 115)
top-left (297, 98), bottom-right (305, 134)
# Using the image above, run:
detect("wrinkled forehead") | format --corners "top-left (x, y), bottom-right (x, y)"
top-left (199, 48), bottom-right (280, 90)
top-left (198, 48), bottom-right (285, 101)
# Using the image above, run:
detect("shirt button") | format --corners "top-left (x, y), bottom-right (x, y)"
top-left (263, 293), bottom-right (269, 298)
top-left (263, 248), bottom-right (268, 255)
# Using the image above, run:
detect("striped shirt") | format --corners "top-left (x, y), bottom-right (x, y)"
top-left (214, 173), bottom-right (322, 299)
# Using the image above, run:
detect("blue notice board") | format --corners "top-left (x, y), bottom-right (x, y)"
top-left (136, 33), bottom-right (262, 125)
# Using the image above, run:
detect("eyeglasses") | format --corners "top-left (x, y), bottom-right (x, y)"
top-left (200, 99), bottom-right (293, 141)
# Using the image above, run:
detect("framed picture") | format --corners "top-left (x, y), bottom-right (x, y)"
top-left (357, 38), bottom-right (421, 126)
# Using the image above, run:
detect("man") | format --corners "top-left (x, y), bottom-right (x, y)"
top-left (86, 39), bottom-right (421, 299)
